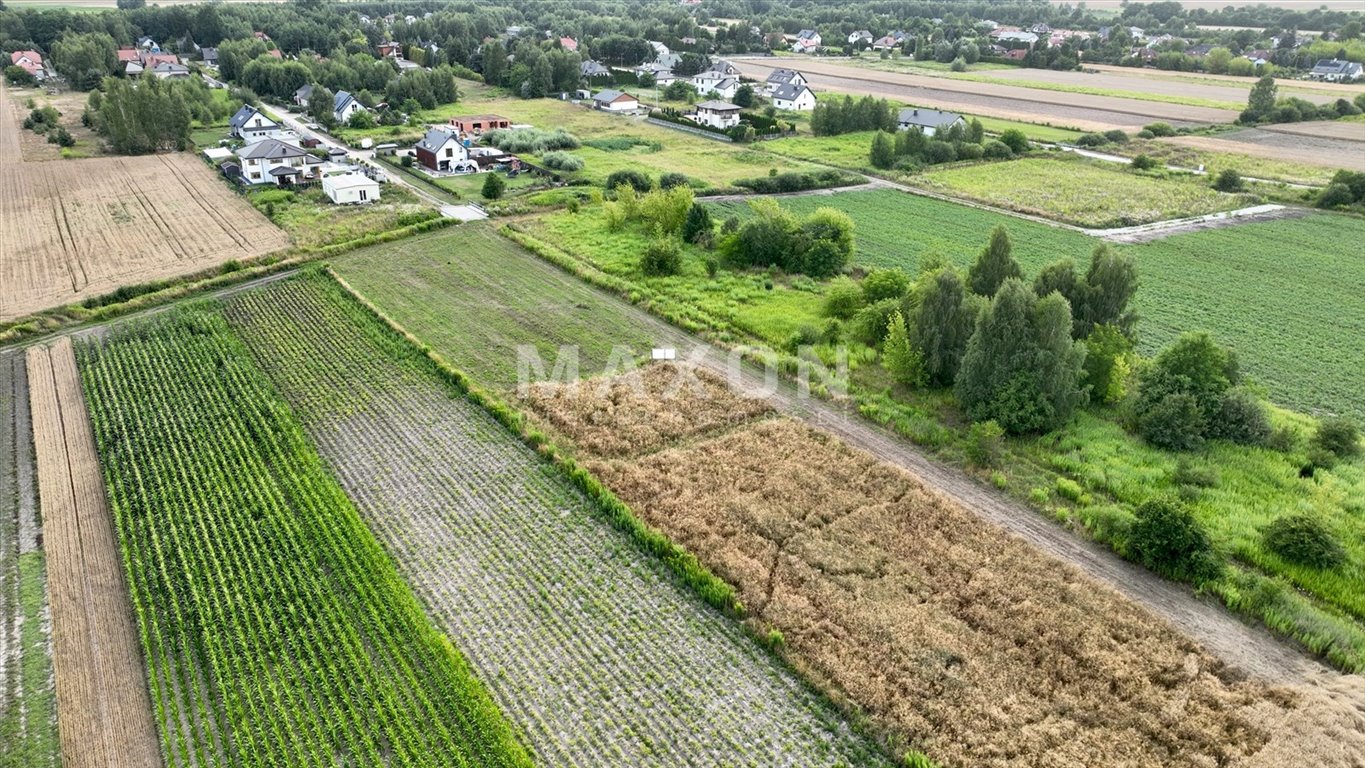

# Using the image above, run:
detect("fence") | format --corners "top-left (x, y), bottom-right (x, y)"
top-left (644, 117), bottom-right (734, 142)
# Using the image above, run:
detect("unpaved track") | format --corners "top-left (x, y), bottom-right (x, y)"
top-left (494, 228), bottom-right (1347, 690)
top-left (0, 81), bottom-right (23, 164)
top-left (26, 338), bottom-right (161, 768)
top-left (732, 58), bottom-right (1237, 131)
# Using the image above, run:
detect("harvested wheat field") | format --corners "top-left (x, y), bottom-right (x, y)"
top-left (26, 339), bottom-right (160, 768)
top-left (0, 153), bottom-right (287, 321)
top-left (527, 364), bottom-right (1365, 768)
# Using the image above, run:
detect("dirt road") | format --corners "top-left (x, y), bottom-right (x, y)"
top-left (732, 57), bottom-right (1238, 131)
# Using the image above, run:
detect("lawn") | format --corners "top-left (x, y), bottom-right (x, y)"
top-left (915, 155), bottom-right (1256, 227)
top-left (246, 185), bottom-right (438, 247)
top-left (1111, 138), bottom-right (1338, 186)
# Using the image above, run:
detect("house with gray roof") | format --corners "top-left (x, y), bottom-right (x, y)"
top-left (897, 107), bottom-right (965, 137)
top-left (1309, 59), bottom-right (1363, 82)
top-left (234, 138), bottom-right (321, 185)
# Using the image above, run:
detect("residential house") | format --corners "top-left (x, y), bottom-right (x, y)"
top-left (9, 51), bottom-right (45, 80)
top-left (692, 100), bottom-right (742, 129)
top-left (323, 171), bottom-right (380, 204)
top-left (1185, 44), bottom-right (1214, 57)
top-left (708, 59), bottom-right (740, 76)
top-left (1244, 49), bottom-right (1272, 67)
top-left (201, 47), bottom-right (219, 67)
top-left (229, 105), bottom-right (281, 142)
top-left (151, 62), bottom-right (190, 79)
top-left (333, 91), bottom-right (366, 124)
top-left (691, 71), bottom-right (739, 99)
top-left (125, 62), bottom-right (144, 76)
top-left (648, 41), bottom-right (670, 58)
top-left (415, 127), bottom-right (469, 171)
top-left (872, 32), bottom-right (906, 50)
top-left (1310, 59), bottom-right (1363, 81)
top-left (448, 114), bottom-right (510, 133)
top-left (581, 60), bottom-right (611, 79)
top-left (143, 53), bottom-right (181, 69)
top-left (897, 107), bottom-right (965, 137)
top-left (116, 48), bottom-right (141, 66)
top-left (655, 53), bottom-right (683, 71)
top-left (848, 30), bottom-right (873, 45)
top-left (293, 84), bottom-right (313, 108)
top-left (137, 36), bottom-right (160, 52)
top-left (378, 42), bottom-right (402, 58)
top-left (991, 30), bottom-right (1039, 49)
top-left (234, 138), bottom-right (321, 185)
top-left (792, 29), bottom-right (822, 53)
top-left (1097, 25), bottom-right (1144, 42)
top-left (592, 89), bottom-right (640, 112)
top-left (559, 36), bottom-right (578, 52)
top-left (394, 58), bottom-right (421, 73)
top-left (770, 82), bottom-right (816, 111)
top-left (764, 68), bottom-right (806, 95)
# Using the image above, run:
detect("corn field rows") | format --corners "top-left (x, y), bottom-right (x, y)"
top-left (223, 274), bottom-right (890, 768)
top-left (75, 310), bottom-right (531, 768)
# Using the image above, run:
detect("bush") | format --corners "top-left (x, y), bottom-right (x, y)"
top-left (605, 169), bottom-right (651, 193)
top-left (540, 151), bottom-right (584, 171)
top-left (659, 172), bottom-right (690, 189)
top-left (1212, 169), bottom-right (1244, 192)
top-left (1266, 425), bottom-right (1299, 454)
top-left (1137, 392), bottom-right (1206, 451)
top-left (861, 268), bottom-right (910, 303)
top-left (639, 236), bottom-right (682, 276)
top-left (1209, 388), bottom-right (1270, 446)
top-left (954, 142), bottom-right (984, 161)
top-left (966, 420), bottom-right (1004, 467)
top-left (924, 140), bottom-right (957, 164)
top-left (1144, 121), bottom-right (1176, 137)
top-left (733, 169), bottom-right (857, 194)
top-left (1075, 133), bottom-right (1109, 147)
top-left (1128, 497), bottom-right (1222, 584)
top-left (1136, 129), bottom-right (1155, 139)
top-left (481, 172), bottom-right (505, 200)
top-left (850, 298), bottom-right (901, 346)
top-left (998, 129), bottom-right (1029, 154)
top-left (483, 127), bottom-right (580, 153)
top-left (981, 140), bottom-right (1013, 160)
top-left (821, 277), bottom-right (865, 319)
top-left (680, 203), bottom-right (713, 244)
top-left (1263, 515), bottom-right (1346, 569)
top-left (1312, 417), bottom-right (1361, 459)
top-left (1102, 129), bottom-right (1129, 144)
top-left (1130, 154), bottom-right (1159, 171)
top-left (1317, 183), bottom-right (1355, 209)
top-left (1172, 457), bottom-right (1219, 489)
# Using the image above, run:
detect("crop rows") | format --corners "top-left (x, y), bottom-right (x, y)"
top-left (223, 274), bottom-right (889, 768)
top-left (76, 309), bottom-right (530, 768)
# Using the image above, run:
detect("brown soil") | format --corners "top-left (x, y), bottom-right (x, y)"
top-left (1169, 131), bottom-right (1365, 171)
top-left (26, 338), bottom-right (161, 768)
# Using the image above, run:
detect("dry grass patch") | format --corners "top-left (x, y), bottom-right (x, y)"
top-left (520, 363), bottom-right (773, 457)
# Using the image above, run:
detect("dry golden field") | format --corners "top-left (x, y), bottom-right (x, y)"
top-left (528, 364), bottom-right (1365, 768)
top-left (26, 339), bottom-right (161, 768)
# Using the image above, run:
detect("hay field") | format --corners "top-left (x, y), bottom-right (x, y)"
top-left (529, 365), bottom-right (1365, 768)
top-left (26, 339), bottom-right (159, 768)
top-left (0, 154), bottom-right (288, 321)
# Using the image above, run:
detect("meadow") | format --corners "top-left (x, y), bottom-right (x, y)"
top-left (223, 273), bottom-right (891, 767)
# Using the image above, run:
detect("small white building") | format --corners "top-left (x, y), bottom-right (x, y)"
top-left (592, 89), bottom-right (640, 112)
top-left (333, 91), bottom-right (367, 124)
top-left (322, 171), bottom-right (380, 204)
top-left (693, 100), bottom-right (742, 129)
top-left (770, 82), bottom-right (816, 111)
top-left (897, 107), bottom-right (965, 137)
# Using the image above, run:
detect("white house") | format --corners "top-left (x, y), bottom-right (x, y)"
top-left (414, 127), bottom-right (468, 171)
top-left (770, 82), bottom-right (816, 111)
top-left (293, 84), bottom-right (313, 107)
top-left (691, 72), bottom-right (739, 100)
top-left (322, 171), bottom-right (380, 204)
top-left (151, 62), bottom-right (190, 79)
top-left (693, 100), bottom-right (742, 129)
top-left (592, 89), bottom-right (640, 112)
top-left (897, 107), bottom-right (965, 137)
top-left (234, 138), bottom-right (321, 185)
top-left (792, 29), bottom-right (821, 53)
top-left (764, 68), bottom-right (807, 95)
top-left (9, 51), bottom-right (46, 80)
top-left (1309, 59), bottom-right (1364, 82)
top-left (848, 30), bottom-right (872, 45)
top-left (229, 106), bottom-right (283, 143)
top-left (333, 91), bottom-right (366, 124)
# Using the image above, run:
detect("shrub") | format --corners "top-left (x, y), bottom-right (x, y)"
top-left (981, 140), bottom-right (1013, 160)
top-left (680, 203), bottom-right (713, 244)
top-left (481, 172), bottom-right (505, 200)
top-left (850, 298), bottom-right (901, 346)
top-left (1055, 477), bottom-right (1085, 502)
top-left (659, 172), bottom-right (690, 189)
top-left (400, 154), bottom-right (414, 167)
top-left (1263, 514), bottom-right (1346, 569)
top-left (1136, 391), bottom-right (1205, 451)
top-left (954, 142), bottom-right (984, 161)
top-left (924, 140), bottom-right (957, 164)
top-left (950, 56), bottom-right (967, 72)
top-left (1316, 183), bottom-right (1355, 209)
top-left (821, 277), bottom-right (865, 319)
top-left (1128, 497), bottom-right (1222, 584)
top-left (1266, 425), bottom-right (1299, 454)
top-left (1209, 389), bottom-right (1270, 445)
top-left (861, 268), bottom-right (910, 303)
top-left (998, 128), bottom-right (1029, 154)
top-left (540, 151), bottom-right (584, 171)
top-left (1144, 121), bottom-right (1176, 137)
top-left (1075, 133), bottom-right (1109, 147)
top-left (1212, 169), bottom-right (1244, 192)
top-left (483, 127), bottom-right (580, 153)
top-left (1130, 154), bottom-right (1159, 171)
top-left (1102, 129), bottom-right (1129, 144)
top-left (605, 169), bottom-right (652, 193)
top-left (1172, 457), bottom-right (1218, 489)
top-left (1136, 129), bottom-right (1155, 139)
top-left (1312, 417), bottom-right (1361, 459)
top-left (966, 420), bottom-right (1004, 467)
top-left (639, 236), bottom-right (682, 276)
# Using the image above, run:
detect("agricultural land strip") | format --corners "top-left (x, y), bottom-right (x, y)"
top-left (0, 350), bottom-right (58, 768)
top-left (331, 225), bottom-right (1348, 685)
top-left (0, 82), bottom-right (23, 164)
top-left (959, 65), bottom-right (1351, 108)
top-left (223, 273), bottom-right (891, 767)
top-left (26, 338), bottom-right (160, 768)
top-left (1168, 128), bottom-right (1365, 171)
top-left (528, 367), bottom-right (1365, 767)
top-left (731, 57), bottom-right (1237, 131)
top-left (76, 309), bottom-right (531, 768)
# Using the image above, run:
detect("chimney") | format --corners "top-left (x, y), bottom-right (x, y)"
top-left (913, 108), bottom-right (919, 115)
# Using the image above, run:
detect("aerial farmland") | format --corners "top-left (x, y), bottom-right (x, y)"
top-left (1, 0), bottom-right (1363, 767)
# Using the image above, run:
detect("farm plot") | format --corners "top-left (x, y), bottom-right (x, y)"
top-left (0, 351), bottom-right (58, 768)
top-left (917, 156), bottom-right (1253, 228)
top-left (1169, 129), bottom-right (1365, 172)
top-left (534, 370), bottom-right (1365, 768)
top-left (76, 311), bottom-right (530, 768)
top-left (0, 153), bottom-right (288, 322)
top-left (222, 273), bottom-right (891, 768)
top-left (26, 339), bottom-right (160, 768)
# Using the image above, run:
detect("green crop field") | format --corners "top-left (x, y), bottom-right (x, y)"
top-left (917, 156), bottom-right (1254, 228)
top-left (707, 189), bottom-right (1365, 421)
top-left (222, 273), bottom-right (890, 767)
top-left (77, 309), bottom-right (532, 768)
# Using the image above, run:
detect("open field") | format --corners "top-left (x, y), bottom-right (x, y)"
top-left (1084, 63), bottom-right (1365, 97)
top-left (733, 58), bottom-right (1238, 132)
top-left (529, 367), bottom-right (1365, 768)
top-left (917, 155), bottom-right (1254, 227)
top-left (223, 273), bottom-right (891, 766)
top-left (1106, 139), bottom-right (1339, 186)
top-left (4, 87), bottom-right (105, 161)
top-left (245, 185), bottom-right (437, 247)
top-left (1172, 127), bottom-right (1365, 172)
top-left (960, 66), bottom-right (1344, 109)
top-left (0, 352), bottom-right (58, 768)
top-left (26, 339), bottom-right (160, 768)
top-left (0, 154), bottom-right (289, 321)
top-left (77, 307), bottom-right (530, 768)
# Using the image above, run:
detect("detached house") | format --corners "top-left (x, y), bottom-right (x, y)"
top-left (848, 30), bottom-right (872, 45)
top-left (414, 127), bottom-right (470, 171)
top-left (152, 62), bottom-right (190, 79)
top-left (592, 89), bottom-right (640, 112)
top-left (229, 105), bottom-right (285, 143)
top-left (693, 100), bottom-right (742, 129)
top-left (581, 60), bottom-right (611, 79)
top-left (771, 82), bottom-right (816, 111)
top-left (792, 29), bottom-right (821, 53)
top-left (764, 68), bottom-right (806, 95)
top-left (9, 51), bottom-right (46, 80)
top-left (333, 91), bottom-right (366, 124)
top-left (201, 47), bottom-right (219, 67)
top-left (691, 71), bottom-right (739, 99)
top-left (897, 107), bottom-right (965, 136)
top-left (448, 114), bottom-right (510, 133)
top-left (293, 84), bottom-right (313, 108)
top-left (235, 138), bottom-right (321, 185)
top-left (1309, 59), bottom-right (1363, 82)
top-left (559, 36), bottom-right (578, 52)
top-left (872, 32), bottom-right (906, 50)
